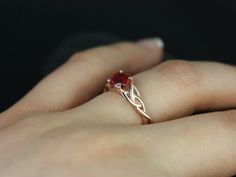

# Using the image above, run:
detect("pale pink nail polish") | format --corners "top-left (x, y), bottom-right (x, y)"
top-left (137, 37), bottom-right (164, 49)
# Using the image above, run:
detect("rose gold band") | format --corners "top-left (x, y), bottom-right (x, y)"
top-left (104, 71), bottom-right (153, 125)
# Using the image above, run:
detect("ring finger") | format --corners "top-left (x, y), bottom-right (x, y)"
top-left (75, 60), bottom-right (236, 125)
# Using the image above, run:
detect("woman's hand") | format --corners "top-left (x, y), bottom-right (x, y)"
top-left (0, 39), bottom-right (236, 177)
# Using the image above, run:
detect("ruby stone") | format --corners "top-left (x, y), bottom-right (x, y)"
top-left (110, 72), bottom-right (131, 88)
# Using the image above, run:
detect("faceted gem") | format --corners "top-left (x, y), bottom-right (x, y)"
top-left (110, 71), bottom-right (131, 88)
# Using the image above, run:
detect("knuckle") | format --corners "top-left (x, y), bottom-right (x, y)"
top-left (111, 41), bottom-right (136, 52)
top-left (47, 127), bottom-right (141, 159)
top-left (68, 41), bottom-right (137, 66)
top-left (157, 60), bottom-right (201, 91)
top-left (68, 41), bottom-right (133, 63)
top-left (41, 128), bottom-right (140, 172)
top-left (66, 48), bottom-right (112, 72)
top-left (63, 41), bottom-right (144, 75)
top-left (68, 49), bottom-right (100, 64)
top-left (78, 128), bottom-right (142, 159)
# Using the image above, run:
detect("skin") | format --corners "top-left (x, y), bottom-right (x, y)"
top-left (0, 39), bottom-right (236, 177)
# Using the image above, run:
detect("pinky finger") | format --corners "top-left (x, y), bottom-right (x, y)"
top-left (138, 110), bottom-right (236, 177)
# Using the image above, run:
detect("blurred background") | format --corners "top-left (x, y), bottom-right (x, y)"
top-left (0, 0), bottom-right (235, 112)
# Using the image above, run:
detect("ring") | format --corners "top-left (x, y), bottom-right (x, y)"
top-left (104, 70), bottom-right (153, 125)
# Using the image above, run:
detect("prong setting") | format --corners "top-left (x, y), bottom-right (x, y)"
top-left (115, 83), bottom-right (122, 89)
top-left (104, 70), bottom-right (153, 124)
top-left (107, 78), bottom-right (111, 83)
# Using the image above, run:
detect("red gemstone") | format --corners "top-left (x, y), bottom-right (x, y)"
top-left (110, 71), bottom-right (131, 88)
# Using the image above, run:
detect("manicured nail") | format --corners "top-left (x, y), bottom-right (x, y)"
top-left (154, 37), bottom-right (165, 49)
top-left (137, 37), bottom-right (165, 49)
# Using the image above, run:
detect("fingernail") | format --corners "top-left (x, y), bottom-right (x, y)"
top-left (137, 37), bottom-right (165, 49)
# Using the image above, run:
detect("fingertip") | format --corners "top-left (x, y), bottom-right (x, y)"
top-left (135, 37), bottom-right (164, 67)
top-left (154, 37), bottom-right (165, 49)
top-left (136, 37), bottom-right (165, 50)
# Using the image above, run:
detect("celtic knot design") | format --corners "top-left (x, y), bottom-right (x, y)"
top-left (120, 84), bottom-right (152, 123)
